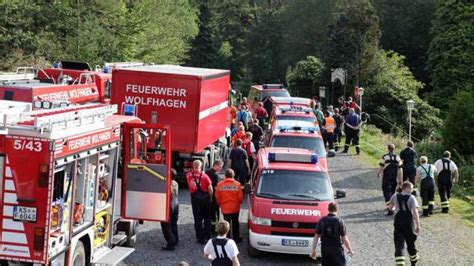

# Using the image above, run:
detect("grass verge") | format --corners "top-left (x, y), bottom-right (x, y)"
top-left (359, 124), bottom-right (474, 227)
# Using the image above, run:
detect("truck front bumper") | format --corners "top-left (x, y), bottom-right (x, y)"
top-left (249, 230), bottom-right (320, 255)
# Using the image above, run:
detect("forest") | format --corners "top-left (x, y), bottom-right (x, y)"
top-left (0, 1), bottom-right (472, 170)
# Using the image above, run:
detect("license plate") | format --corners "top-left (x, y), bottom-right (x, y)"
top-left (281, 239), bottom-right (309, 247)
top-left (13, 206), bottom-right (37, 222)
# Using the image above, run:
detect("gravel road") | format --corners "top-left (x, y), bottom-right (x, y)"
top-left (124, 152), bottom-right (474, 265)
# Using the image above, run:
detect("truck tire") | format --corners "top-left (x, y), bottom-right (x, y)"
top-left (72, 241), bottom-right (86, 266)
top-left (126, 221), bottom-right (138, 247)
top-left (247, 241), bottom-right (261, 257)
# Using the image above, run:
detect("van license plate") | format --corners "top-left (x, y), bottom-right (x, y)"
top-left (13, 206), bottom-right (37, 222)
top-left (282, 239), bottom-right (308, 247)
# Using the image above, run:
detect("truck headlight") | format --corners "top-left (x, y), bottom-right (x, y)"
top-left (252, 216), bottom-right (271, 226)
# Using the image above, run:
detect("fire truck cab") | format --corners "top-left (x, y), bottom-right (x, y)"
top-left (267, 120), bottom-right (328, 170)
top-left (247, 84), bottom-right (290, 113)
top-left (246, 148), bottom-right (345, 257)
top-left (0, 101), bottom-right (171, 265)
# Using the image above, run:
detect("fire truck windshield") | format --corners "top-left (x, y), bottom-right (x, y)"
top-left (260, 90), bottom-right (290, 100)
top-left (271, 136), bottom-right (326, 157)
top-left (256, 170), bottom-right (332, 201)
top-left (276, 116), bottom-right (316, 123)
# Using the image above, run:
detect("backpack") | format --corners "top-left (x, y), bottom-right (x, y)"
top-left (191, 174), bottom-right (209, 200)
top-left (211, 238), bottom-right (233, 266)
top-left (384, 154), bottom-right (399, 180)
top-left (237, 110), bottom-right (248, 123)
top-left (394, 194), bottom-right (413, 230)
top-left (438, 159), bottom-right (452, 184)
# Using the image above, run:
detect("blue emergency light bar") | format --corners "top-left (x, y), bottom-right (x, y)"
top-left (268, 152), bottom-right (318, 164)
top-left (262, 84), bottom-right (285, 89)
top-left (279, 106), bottom-right (312, 114)
top-left (123, 104), bottom-right (136, 116)
top-left (277, 125), bottom-right (318, 133)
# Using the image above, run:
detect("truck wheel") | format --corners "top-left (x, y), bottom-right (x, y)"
top-left (126, 221), bottom-right (138, 247)
top-left (247, 241), bottom-right (261, 257)
top-left (72, 241), bottom-right (86, 266)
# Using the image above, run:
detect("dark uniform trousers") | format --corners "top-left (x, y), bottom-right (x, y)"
top-left (161, 205), bottom-right (179, 247)
top-left (321, 246), bottom-right (346, 266)
top-left (403, 165), bottom-right (417, 196)
top-left (438, 160), bottom-right (453, 213)
top-left (343, 127), bottom-right (360, 154)
top-left (383, 177), bottom-right (398, 206)
top-left (334, 128), bottom-right (342, 151)
top-left (191, 195), bottom-right (211, 241)
top-left (420, 177), bottom-right (435, 216)
top-left (223, 213), bottom-right (240, 240)
top-left (394, 194), bottom-right (418, 265)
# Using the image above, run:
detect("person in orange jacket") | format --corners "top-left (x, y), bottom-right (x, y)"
top-left (215, 169), bottom-right (243, 242)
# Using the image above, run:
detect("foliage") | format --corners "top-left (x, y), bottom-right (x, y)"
top-left (375, 0), bottom-right (435, 90)
top-left (286, 56), bottom-right (325, 98)
top-left (442, 91), bottom-right (474, 157)
top-left (325, 0), bottom-right (381, 87)
top-left (0, 0), bottom-right (198, 69)
top-left (428, 0), bottom-right (474, 108)
top-left (364, 50), bottom-right (442, 140)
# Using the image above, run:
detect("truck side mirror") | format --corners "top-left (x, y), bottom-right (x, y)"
top-left (244, 183), bottom-right (253, 195)
top-left (335, 190), bottom-right (346, 199)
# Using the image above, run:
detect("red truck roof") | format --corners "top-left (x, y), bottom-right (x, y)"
top-left (111, 65), bottom-right (230, 153)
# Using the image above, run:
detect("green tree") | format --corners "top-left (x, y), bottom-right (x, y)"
top-left (375, 0), bottom-right (435, 90)
top-left (325, 0), bottom-right (381, 88)
top-left (428, 0), bottom-right (474, 108)
top-left (286, 56), bottom-right (325, 98)
top-left (186, 0), bottom-right (220, 67)
top-left (365, 50), bottom-right (441, 140)
top-left (131, 0), bottom-right (198, 64)
top-left (443, 91), bottom-right (474, 157)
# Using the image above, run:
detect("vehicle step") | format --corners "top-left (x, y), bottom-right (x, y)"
top-left (92, 246), bottom-right (134, 265)
top-left (112, 234), bottom-right (127, 245)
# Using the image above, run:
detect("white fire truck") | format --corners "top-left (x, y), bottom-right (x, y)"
top-left (0, 101), bottom-right (171, 265)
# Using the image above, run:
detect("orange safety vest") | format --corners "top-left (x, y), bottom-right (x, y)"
top-left (215, 178), bottom-right (243, 214)
top-left (324, 117), bottom-right (336, 133)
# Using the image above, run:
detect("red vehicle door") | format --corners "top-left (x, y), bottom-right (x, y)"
top-left (121, 123), bottom-right (171, 222)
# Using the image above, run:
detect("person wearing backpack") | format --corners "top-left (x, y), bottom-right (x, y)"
top-left (203, 221), bottom-right (240, 266)
top-left (187, 160), bottom-right (214, 244)
top-left (236, 105), bottom-right (250, 130)
top-left (387, 181), bottom-right (420, 266)
top-left (415, 156), bottom-right (437, 217)
top-left (434, 151), bottom-right (459, 213)
top-left (377, 144), bottom-right (403, 215)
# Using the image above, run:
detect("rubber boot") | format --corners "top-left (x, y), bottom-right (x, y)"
top-left (355, 146), bottom-right (360, 155)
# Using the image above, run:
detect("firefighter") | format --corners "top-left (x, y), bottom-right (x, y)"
top-left (205, 160), bottom-right (224, 234)
top-left (310, 202), bottom-right (354, 265)
top-left (215, 169), bottom-right (244, 242)
top-left (161, 169), bottom-right (179, 250)
top-left (388, 181), bottom-right (420, 266)
top-left (415, 156), bottom-right (437, 217)
top-left (322, 110), bottom-right (336, 154)
top-left (342, 108), bottom-right (361, 155)
top-left (228, 139), bottom-right (250, 185)
top-left (186, 160), bottom-right (214, 244)
top-left (333, 108), bottom-right (344, 151)
top-left (400, 141), bottom-right (418, 196)
top-left (254, 102), bottom-right (269, 126)
top-left (248, 118), bottom-right (264, 151)
top-left (434, 151), bottom-right (459, 213)
top-left (377, 144), bottom-right (403, 215)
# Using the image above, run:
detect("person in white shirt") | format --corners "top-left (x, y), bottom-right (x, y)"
top-left (434, 151), bottom-right (459, 213)
top-left (203, 221), bottom-right (240, 266)
top-left (415, 156), bottom-right (437, 217)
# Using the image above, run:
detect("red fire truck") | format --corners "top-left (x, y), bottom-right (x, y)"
top-left (110, 65), bottom-right (231, 179)
top-left (246, 148), bottom-right (345, 257)
top-left (269, 104), bottom-right (317, 128)
top-left (0, 61), bottom-right (111, 108)
top-left (0, 101), bottom-right (171, 265)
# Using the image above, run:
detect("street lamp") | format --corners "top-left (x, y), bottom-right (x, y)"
top-left (358, 87), bottom-right (365, 114)
top-left (407, 100), bottom-right (415, 141)
top-left (319, 86), bottom-right (326, 106)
